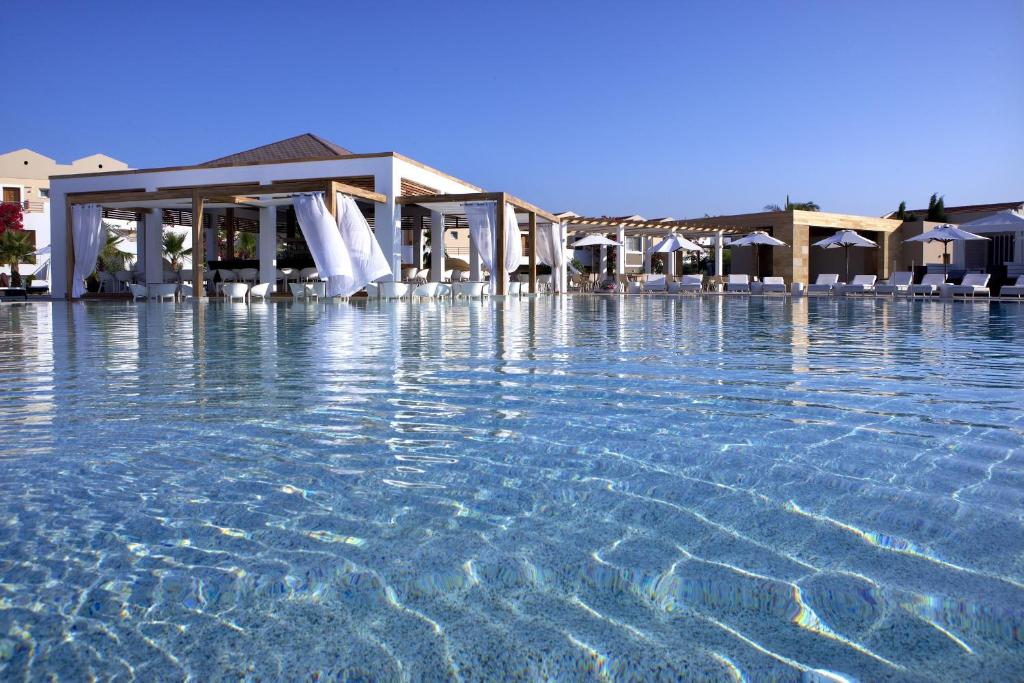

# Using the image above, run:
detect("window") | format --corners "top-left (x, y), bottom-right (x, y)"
top-left (626, 236), bottom-right (642, 251)
top-left (2, 187), bottom-right (21, 204)
top-left (451, 231), bottom-right (459, 239)
top-left (40, 188), bottom-right (50, 198)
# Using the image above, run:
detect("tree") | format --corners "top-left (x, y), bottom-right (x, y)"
top-left (0, 230), bottom-right (35, 287)
top-left (97, 225), bottom-right (135, 273)
top-left (236, 232), bottom-right (257, 259)
top-left (894, 201), bottom-right (918, 222)
top-left (162, 232), bottom-right (192, 270)
top-left (0, 202), bottom-right (24, 233)
top-left (764, 195), bottom-right (820, 212)
top-left (926, 193), bottom-right (948, 222)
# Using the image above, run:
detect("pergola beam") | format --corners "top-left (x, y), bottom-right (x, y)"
top-left (66, 178), bottom-right (387, 207)
top-left (565, 216), bottom-right (751, 235)
top-left (396, 192), bottom-right (559, 224)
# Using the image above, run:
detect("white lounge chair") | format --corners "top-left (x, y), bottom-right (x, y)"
top-left (1000, 275), bottom-right (1024, 298)
top-left (223, 282), bottom-right (249, 302)
top-left (874, 271), bottom-right (913, 296)
top-left (643, 275), bottom-right (667, 293)
top-left (841, 274), bottom-right (876, 295)
top-left (129, 284), bottom-right (148, 301)
top-left (453, 281), bottom-right (486, 298)
top-left (506, 281), bottom-right (522, 296)
top-left (761, 276), bottom-right (786, 294)
top-left (115, 270), bottom-right (134, 291)
top-left (179, 284), bottom-right (194, 299)
top-left (807, 274), bottom-right (840, 294)
top-left (249, 283), bottom-right (272, 301)
top-left (443, 269), bottom-right (454, 282)
top-left (676, 274), bottom-right (704, 294)
top-left (288, 282), bottom-right (309, 300)
top-left (412, 282), bottom-right (440, 299)
top-left (299, 267), bottom-right (319, 282)
top-left (150, 283), bottom-right (178, 301)
top-left (908, 273), bottom-right (946, 296)
top-left (950, 273), bottom-right (990, 298)
top-left (379, 282), bottom-right (410, 300)
top-left (726, 274), bottom-right (750, 293)
top-left (237, 268), bottom-right (258, 284)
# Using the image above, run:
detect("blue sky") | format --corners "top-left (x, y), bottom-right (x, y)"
top-left (3, 0), bottom-right (1021, 218)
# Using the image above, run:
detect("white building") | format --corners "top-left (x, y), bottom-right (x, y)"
top-left (49, 133), bottom-right (566, 297)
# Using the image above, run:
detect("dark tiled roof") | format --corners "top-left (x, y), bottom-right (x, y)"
top-left (900, 201), bottom-right (1023, 216)
top-left (200, 133), bottom-right (353, 167)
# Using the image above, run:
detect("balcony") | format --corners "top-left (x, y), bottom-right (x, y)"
top-left (1, 199), bottom-right (46, 213)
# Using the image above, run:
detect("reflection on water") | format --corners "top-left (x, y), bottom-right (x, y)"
top-left (0, 297), bottom-right (1022, 682)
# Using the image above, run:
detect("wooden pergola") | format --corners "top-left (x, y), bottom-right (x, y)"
top-left (65, 178), bottom-right (386, 299)
top-left (396, 191), bottom-right (560, 295)
top-left (563, 215), bottom-right (753, 236)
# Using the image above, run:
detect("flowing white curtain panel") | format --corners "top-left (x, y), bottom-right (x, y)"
top-left (464, 201), bottom-right (497, 290)
top-left (292, 193), bottom-right (353, 297)
top-left (334, 195), bottom-right (391, 296)
top-left (535, 222), bottom-right (567, 292)
top-left (71, 203), bottom-right (104, 297)
top-left (502, 203), bottom-right (522, 286)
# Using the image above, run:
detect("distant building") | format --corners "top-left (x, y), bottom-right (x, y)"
top-left (0, 148), bottom-right (130, 280)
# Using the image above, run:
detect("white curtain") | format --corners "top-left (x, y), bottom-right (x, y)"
top-left (293, 193), bottom-right (353, 297)
top-left (71, 204), bottom-right (104, 298)
top-left (464, 202), bottom-right (496, 290)
top-left (536, 222), bottom-right (567, 292)
top-left (335, 194), bottom-right (391, 296)
top-left (503, 203), bottom-right (522, 291)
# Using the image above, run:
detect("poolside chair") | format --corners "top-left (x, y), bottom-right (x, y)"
top-left (237, 268), bottom-right (258, 284)
top-left (129, 284), bottom-right (148, 301)
top-left (874, 272), bottom-right (913, 296)
top-left (179, 284), bottom-right (194, 299)
top-left (676, 274), bottom-right (704, 294)
top-left (841, 275), bottom-right (877, 295)
top-left (453, 281), bottom-right (486, 298)
top-left (644, 275), bottom-right (667, 293)
top-left (223, 282), bottom-right (249, 302)
top-left (908, 273), bottom-right (946, 296)
top-left (97, 271), bottom-right (117, 293)
top-left (726, 274), bottom-right (750, 293)
top-left (299, 267), bottom-right (319, 282)
top-left (807, 274), bottom-right (840, 294)
top-left (761, 276), bottom-right (786, 294)
top-left (379, 282), bottom-right (410, 300)
top-left (288, 282), bottom-right (308, 300)
top-left (412, 282), bottom-right (440, 299)
top-left (217, 269), bottom-right (236, 295)
top-left (151, 283), bottom-right (177, 301)
top-left (950, 273), bottom-right (990, 298)
top-left (249, 283), bottom-right (272, 301)
top-left (115, 270), bottom-right (133, 291)
top-left (537, 274), bottom-right (553, 293)
top-left (443, 269), bottom-right (453, 282)
top-left (1000, 276), bottom-right (1024, 298)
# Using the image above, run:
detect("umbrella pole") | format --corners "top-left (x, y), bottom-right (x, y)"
top-left (845, 245), bottom-right (850, 284)
top-left (943, 242), bottom-right (949, 278)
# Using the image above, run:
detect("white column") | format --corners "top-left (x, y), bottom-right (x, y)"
top-left (136, 215), bottom-right (146, 278)
top-left (413, 215), bottom-right (425, 269)
top-left (373, 179), bottom-right (401, 281)
top-left (666, 247), bottom-right (677, 277)
top-left (599, 245), bottom-right (608, 277)
top-left (259, 204), bottom-right (276, 286)
top-left (715, 230), bottom-right (724, 276)
top-left (144, 209), bottom-right (164, 286)
top-left (643, 236), bottom-right (652, 273)
top-left (205, 209), bottom-right (218, 262)
top-left (430, 210), bottom-right (445, 281)
top-left (616, 225), bottom-right (626, 276)
top-left (470, 237), bottom-right (481, 281)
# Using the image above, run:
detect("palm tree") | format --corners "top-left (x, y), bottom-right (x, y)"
top-left (162, 232), bottom-right (192, 271)
top-left (764, 195), bottom-right (820, 212)
top-left (0, 230), bottom-right (36, 287)
top-left (97, 226), bottom-right (135, 273)
top-left (236, 232), bottom-right (257, 259)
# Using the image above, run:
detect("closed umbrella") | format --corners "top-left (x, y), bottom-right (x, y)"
top-left (571, 234), bottom-right (620, 278)
top-left (903, 224), bottom-right (988, 278)
top-left (813, 230), bottom-right (877, 283)
top-left (727, 230), bottom-right (788, 280)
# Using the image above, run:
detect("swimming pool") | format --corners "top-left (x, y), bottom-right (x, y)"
top-left (0, 297), bottom-right (1022, 681)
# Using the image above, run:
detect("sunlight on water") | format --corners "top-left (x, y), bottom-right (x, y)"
top-left (0, 296), bottom-right (1022, 681)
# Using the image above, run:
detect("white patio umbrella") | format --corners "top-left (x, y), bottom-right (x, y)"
top-left (727, 230), bottom-right (788, 280)
top-left (647, 233), bottom-right (705, 277)
top-left (571, 234), bottom-right (621, 278)
top-left (903, 224), bottom-right (989, 277)
top-left (813, 229), bottom-right (877, 283)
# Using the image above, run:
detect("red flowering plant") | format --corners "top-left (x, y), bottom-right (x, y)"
top-left (0, 202), bottom-right (33, 287)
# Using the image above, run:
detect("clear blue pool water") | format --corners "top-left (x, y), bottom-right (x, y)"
top-left (0, 296), bottom-right (1022, 682)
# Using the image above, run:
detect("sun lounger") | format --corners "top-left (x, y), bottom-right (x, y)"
top-left (807, 274), bottom-right (840, 294)
top-left (675, 274), bottom-right (703, 294)
top-left (726, 274), bottom-right (750, 293)
top-left (908, 273), bottom-right (946, 296)
top-left (1000, 275), bottom-right (1024, 298)
top-left (874, 271), bottom-right (913, 296)
top-left (761, 276), bottom-right (786, 294)
top-left (949, 273), bottom-right (990, 298)
top-left (643, 275), bottom-right (667, 293)
top-left (841, 274), bottom-right (876, 295)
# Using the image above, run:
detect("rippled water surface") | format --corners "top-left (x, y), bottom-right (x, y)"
top-left (1, 297), bottom-right (1023, 682)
